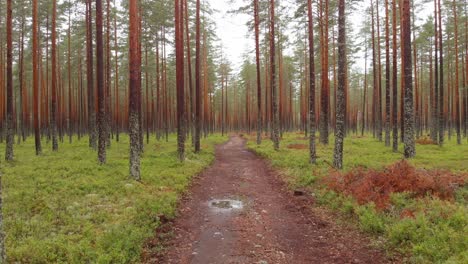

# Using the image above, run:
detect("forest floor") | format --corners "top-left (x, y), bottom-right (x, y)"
top-left (2, 134), bottom-right (227, 263)
top-left (245, 133), bottom-right (467, 263)
top-left (142, 136), bottom-right (392, 264)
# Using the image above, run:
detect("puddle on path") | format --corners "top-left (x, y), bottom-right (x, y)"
top-left (208, 199), bottom-right (244, 212)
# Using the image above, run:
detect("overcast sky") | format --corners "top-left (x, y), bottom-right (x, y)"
top-left (206, 0), bottom-right (434, 73)
top-left (207, 0), bottom-right (252, 69)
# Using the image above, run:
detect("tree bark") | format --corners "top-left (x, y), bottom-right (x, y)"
top-left (5, 0), bottom-right (14, 160)
top-left (96, 0), bottom-right (106, 164)
top-left (319, 0), bottom-right (329, 145)
top-left (19, 9), bottom-right (26, 142)
top-left (333, 0), bottom-right (346, 169)
top-left (175, 0), bottom-right (186, 161)
top-left (371, 0), bottom-right (378, 139)
top-left (392, 0), bottom-right (399, 152)
top-left (68, 6), bottom-right (73, 143)
top-left (270, 0), bottom-right (279, 150)
top-left (402, 0), bottom-right (415, 158)
top-left (438, 0), bottom-right (444, 146)
top-left (87, 0), bottom-right (97, 149)
top-left (195, 0), bottom-right (202, 153)
top-left (114, 0), bottom-right (119, 142)
top-left (453, 0), bottom-right (461, 144)
top-left (129, 0), bottom-right (141, 180)
top-left (105, 0), bottom-right (112, 147)
top-left (384, 0), bottom-right (391, 147)
top-left (51, 0), bottom-right (59, 151)
top-left (254, 0), bottom-right (262, 145)
top-left (33, 0), bottom-right (42, 155)
top-left (307, 0), bottom-right (317, 163)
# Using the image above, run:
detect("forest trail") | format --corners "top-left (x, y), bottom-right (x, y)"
top-left (143, 136), bottom-right (390, 264)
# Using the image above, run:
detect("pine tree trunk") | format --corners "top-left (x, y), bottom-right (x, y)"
top-left (438, 0), bottom-right (444, 146)
top-left (319, 0), bottom-right (329, 145)
top-left (453, 0), bottom-right (461, 144)
top-left (114, 0), bottom-right (120, 142)
top-left (402, 0), bottom-right (416, 158)
top-left (87, 0), bottom-right (97, 149)
top-left (5, 0), bottom-right (14, 160)
top-left (106, 0), bottom-right (112, 147)
top-left (254, 0), bottom-right (262, 145)
top-left (96, 0), bottom-right (107, 164)
top-left (433, 0), bottom-right (440, 143)
top-left (33, 0), bottom-right (42, 155)
top-left (384, 0), bottom-right (391, 147)
top-left (175, 0), bottom-right (186, 161)
top-left (68, 7), bottom-right (73, 143)
top-left (0, 0), bottom-right (5, 243)
top-left (51, 0), bottom-right (59, 151)
top-left (392, 0), bottom-right (399, 152)
top-left (307, 0), bottom-right (317, 164)
top-left (195, 0), bottom-right (202, 153)
top-left (371, 0), bottom-right (378, 138)
top-left (333, 0), bottom-right (346, 169)
top-left (19, 11), bottom-right (26, 142)
top-left (270, 0), bottom-right (280, 150)
top-left (362, 41), bottom-right (368, 137)
top-left (129, 0), bottom-right (141, 180)
top-left (376, 0), bottom-right (383, 142)
top-left (183, 0), bottom-right (194, 147)
top-left (145, 45), bottom-right (150, 145)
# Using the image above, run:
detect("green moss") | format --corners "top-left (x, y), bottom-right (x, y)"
top-left (356, 204), bottom-right (386, 234)
top-left (1, 134), bottom-right (226, 263)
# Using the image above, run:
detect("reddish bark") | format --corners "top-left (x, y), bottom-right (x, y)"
top-left (129, 0), bottom-right (141, 180)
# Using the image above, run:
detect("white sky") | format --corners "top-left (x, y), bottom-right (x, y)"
top-left (206, 0), bottom-right (434, 73)
top-left (207, 0), bottom-right (253, 69)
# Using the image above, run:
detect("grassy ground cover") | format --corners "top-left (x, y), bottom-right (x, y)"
top-left (247, 133), bottom-right (467, 263)
top-left (1, 134), bottom-right (226, 263)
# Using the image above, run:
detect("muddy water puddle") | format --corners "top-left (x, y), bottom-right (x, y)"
top-left (208, 199), bottom-right (244, 212)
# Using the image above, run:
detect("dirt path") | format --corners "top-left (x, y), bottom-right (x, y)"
top-left (143, 136), bottom-right (391, 264)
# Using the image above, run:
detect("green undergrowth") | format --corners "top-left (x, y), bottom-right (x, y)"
top-left (247, 133), bottom-right (468, 263)
top-left (1, 134), bottom-right (226, 263)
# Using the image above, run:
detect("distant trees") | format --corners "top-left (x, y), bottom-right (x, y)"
top-left (0, 0), bottom-right (466, 175)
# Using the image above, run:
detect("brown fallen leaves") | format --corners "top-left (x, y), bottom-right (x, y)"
top-left (323, 160), bottom-right (467, 209)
